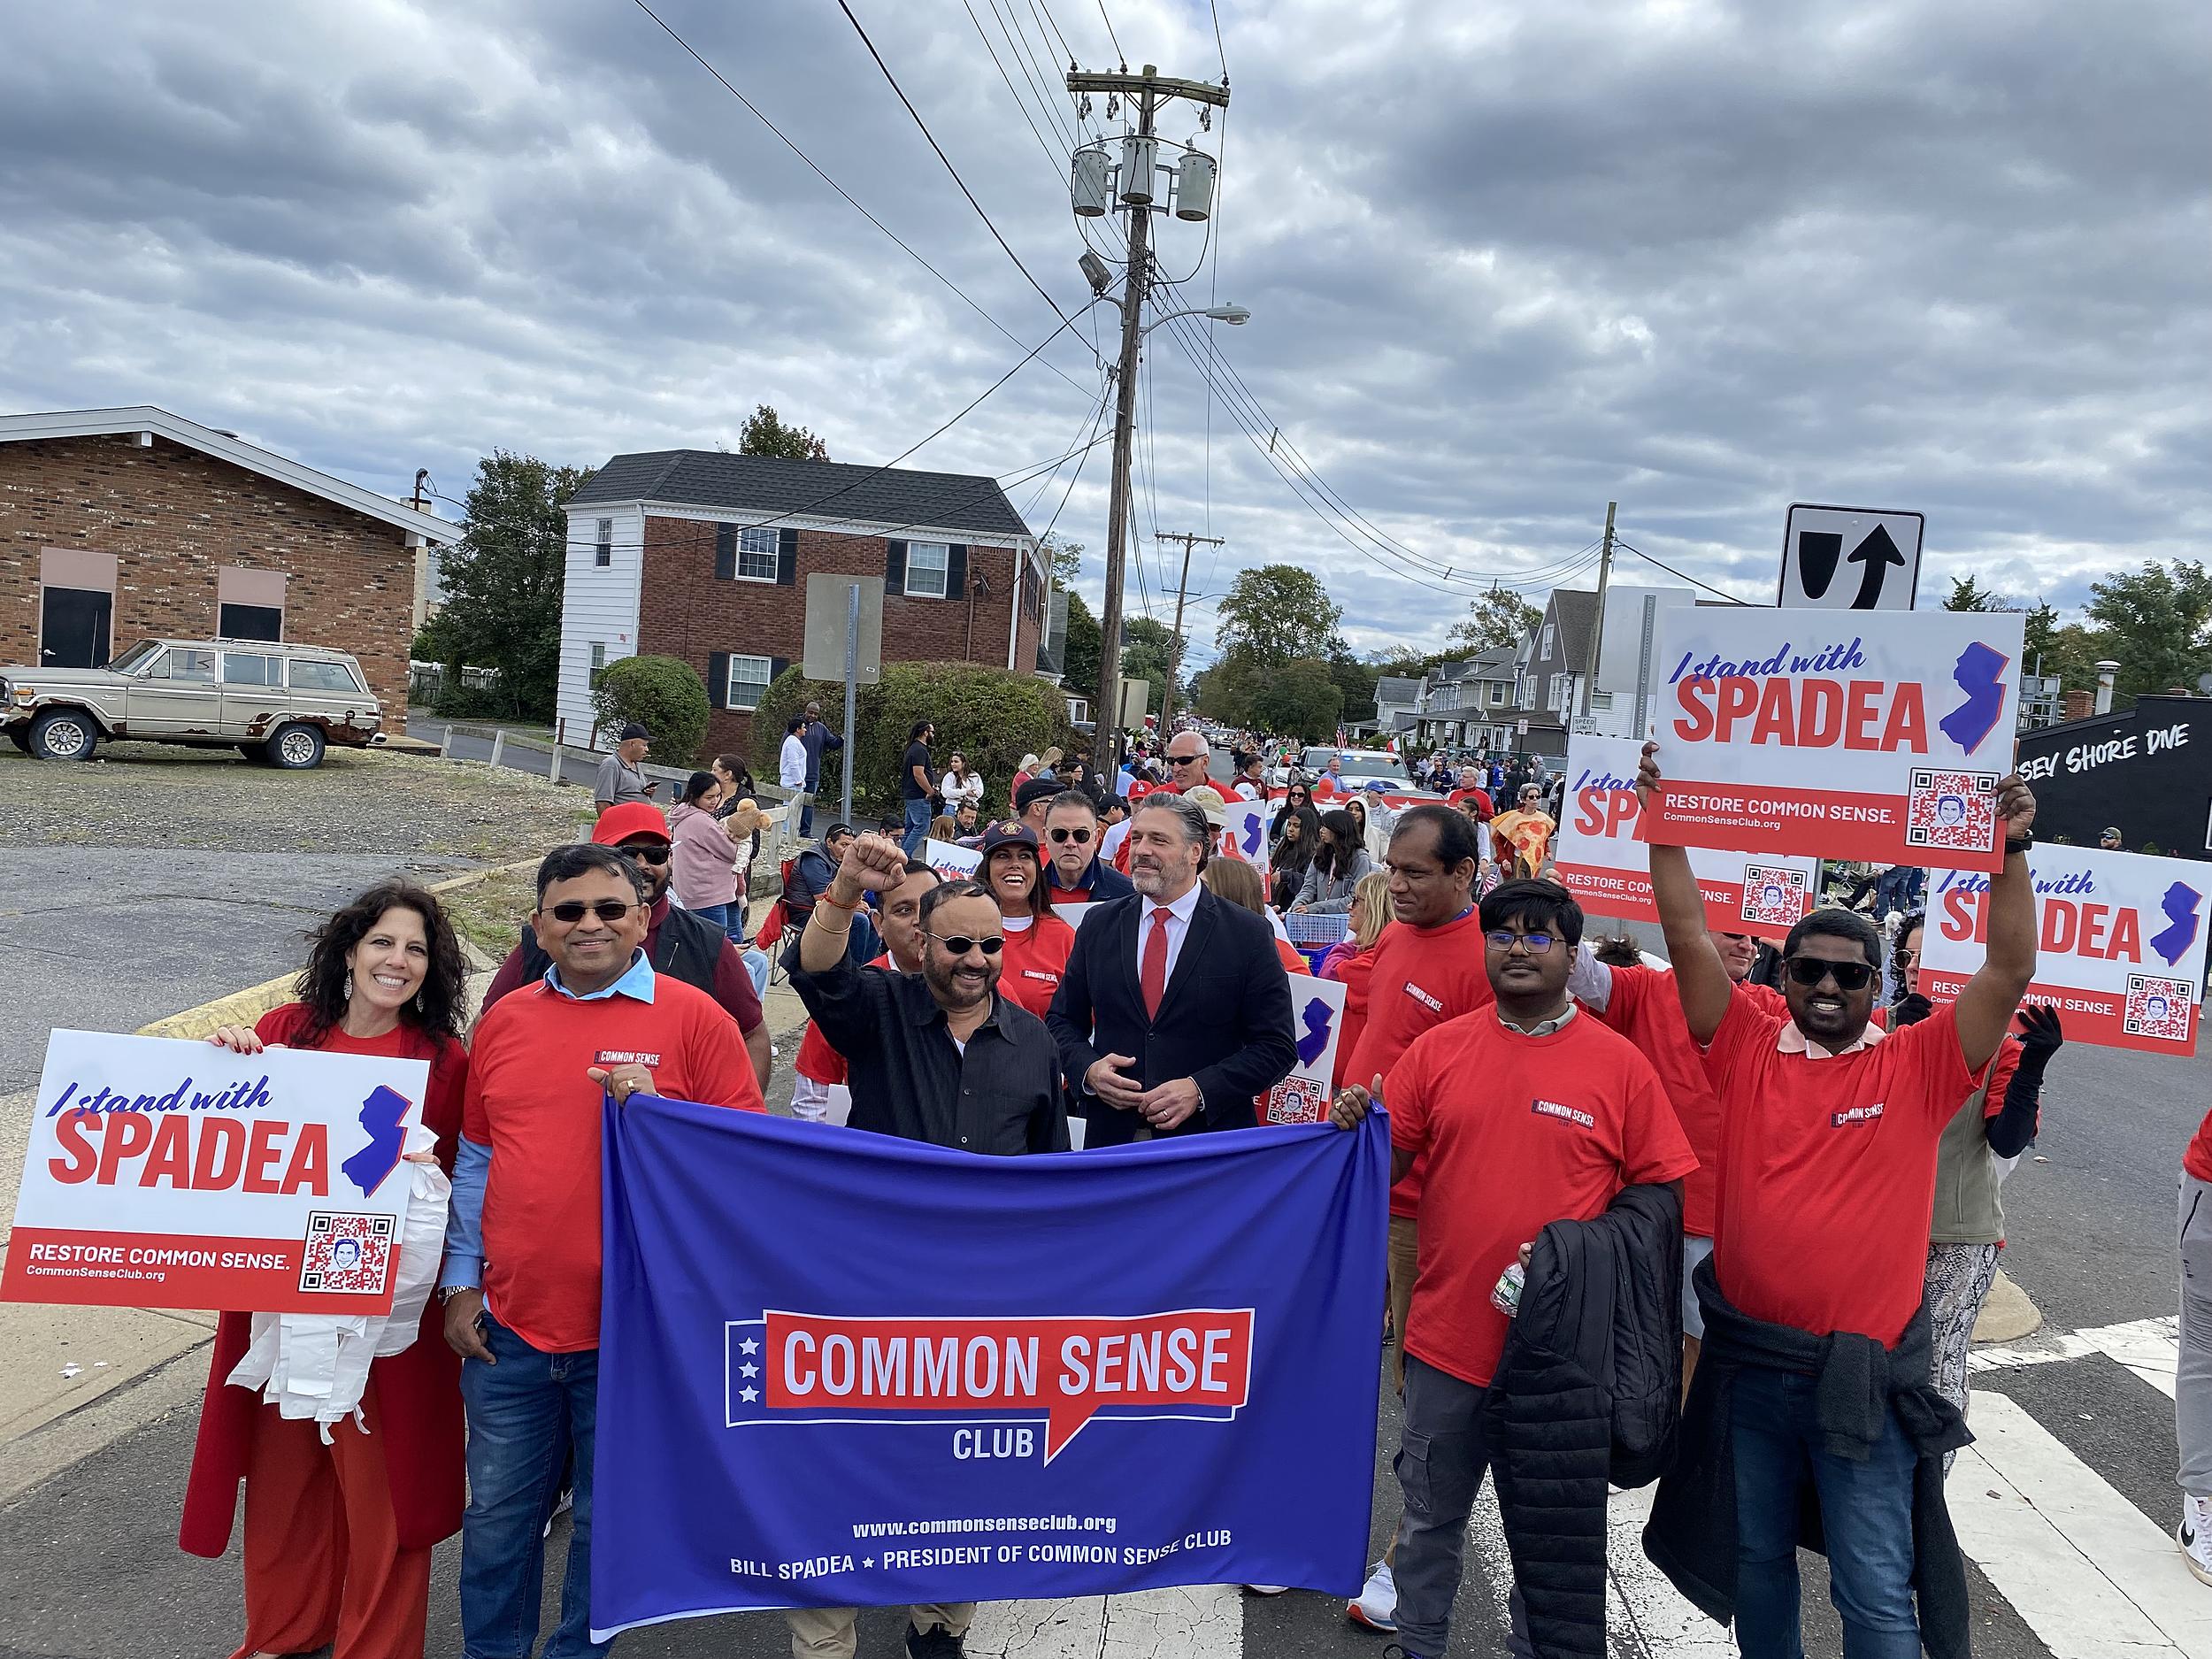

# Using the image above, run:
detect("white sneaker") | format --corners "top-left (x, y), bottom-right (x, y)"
top-left (1348, 1558), bottom-right (1397, 1631)
top-left (2183, 1494), bottom-right (2212, 1586)
top-left (1243, 1584), bottom-right (1290, 1595)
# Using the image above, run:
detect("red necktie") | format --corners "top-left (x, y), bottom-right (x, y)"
top-left (1141, 906), bottom-right (1173, 1019)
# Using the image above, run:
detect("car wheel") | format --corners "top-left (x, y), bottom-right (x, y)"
top-left (28, 708), bottom-right (99, 761)
top-left (265, 722), bottom-right (326, 770)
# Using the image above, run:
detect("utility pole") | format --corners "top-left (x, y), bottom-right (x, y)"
top-left (1154, 530), bottom-right (1225, 733)
top-left (1579, 501), bottom-right (1618, 720)
top-left (1066, 63), bottom-right (1229, 772)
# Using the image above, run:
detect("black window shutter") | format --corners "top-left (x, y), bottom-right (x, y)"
top-left (707, 651), bottom-right (730, 710)
top-left (713, 524), bottom-right (736, 581)
top-left (886, 540), bottom-right (907, 595)
top-left (946, 544), bottom-right (968, 599)
top-left (776, 526), bottom-right (799, 586)
top-left (769, 655), bottom-right (790, 691)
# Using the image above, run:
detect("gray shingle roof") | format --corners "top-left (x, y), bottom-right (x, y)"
top-left (1374, 676), bottom-right (1423, 705)
top-left (1548, 588), bottom-right (1598, 666)
top-left (569, 449), bottom-right (1032, 540)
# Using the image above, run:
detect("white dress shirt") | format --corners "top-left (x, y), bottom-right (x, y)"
top-left (780, 733), bottom-right (808, 790)
top-left (1133, 880), bottom-right (1206, 988)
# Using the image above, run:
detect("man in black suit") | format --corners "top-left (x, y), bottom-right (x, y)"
top-left (1047, 791), bottom-right (1299, 1146)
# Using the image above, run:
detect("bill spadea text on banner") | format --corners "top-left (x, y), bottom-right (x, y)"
top-left (1640, 607), bottom-right (2026, 871)
top-left (2, 1031), bottom-right (429, 1313)
top-left (1550, 733), bottom-right (1820, 940)
top-left (1920, 843), bottom-right (2206, 1056)
top-left (588, 1096), bottom-right (1387, 1640)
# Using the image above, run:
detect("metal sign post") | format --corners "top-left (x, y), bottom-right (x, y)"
top-left (839, 581), bottom-right (858, 827)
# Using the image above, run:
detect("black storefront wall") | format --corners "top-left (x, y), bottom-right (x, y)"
top-left (2015, 695), bottom-right (2211, 861)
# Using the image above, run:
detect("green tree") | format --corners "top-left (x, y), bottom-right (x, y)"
top-left (1215, 565), bottom-right (1342, 665)
top-left (738, 403), bottom-right (830, 461)
top-left (2085, 560), bottom-right (2212, 706)
top-left (1248, 657), bottom-right (1345, 742)
top-left (1120, 615), bottom-right (1182, 718)
top-left (1447, 586), bottom-right (1542, 653)
top-left (1942, 574), bottom-right (2005, 611)
top-left (433, 451), bottom-right (587, 719)
top-left (588, 654), bottom-right (710, 766)
top-left (1327, 644), bottom-right (1379, 726)
top-left (1061, 589), bottom-right (1101, 700)
top-left (750, 662), bottom-right (1067, 816)
top-left (1041, 534), bottom-right (1083, 585)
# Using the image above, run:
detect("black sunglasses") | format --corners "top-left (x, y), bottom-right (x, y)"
top-left (1048, 826), bottom-right (1094, 844)
top-left (1170, 753), bottom-right (1207, 765)
top-left (1785, 956), bottom-right (1876, 991)
top-left (1486, 930), bottom-right (1557, 954)
top-left (924, 931), bottom-right (1005, 956)
top-left (618, 843), bottom-right (672, 866)
top-left (546, 899), bottom-right (637, 925)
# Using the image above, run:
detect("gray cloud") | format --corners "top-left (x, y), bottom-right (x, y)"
top-left (1, 0), bottom-right (2202, 668)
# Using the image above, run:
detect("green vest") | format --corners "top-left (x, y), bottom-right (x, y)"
top-left (1928, 1077), bottom-right (2004, 1245)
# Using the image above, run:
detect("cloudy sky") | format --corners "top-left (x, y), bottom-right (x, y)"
top-left (4, 0), bottom-right (2204, 664)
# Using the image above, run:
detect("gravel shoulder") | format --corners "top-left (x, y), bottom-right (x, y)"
top-left (0, 741), bottom-right (592, 859)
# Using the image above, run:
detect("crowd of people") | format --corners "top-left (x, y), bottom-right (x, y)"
top-left (167, 701), bottom-right (2212, 1659)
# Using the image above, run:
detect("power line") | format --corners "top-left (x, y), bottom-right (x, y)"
top-left (964, 0), bottom-right (1072, 182)
top-left (1208, 0), bottom-right (1229, 81)
top-left (1614, 541), bottom-right (1754, 605)
top-left (1093, 0), bottom-right (1125, 65)
top-left (834, 0), bottom-right (1088, 342)
top-left (627, 0), bottom-right (1093, 400)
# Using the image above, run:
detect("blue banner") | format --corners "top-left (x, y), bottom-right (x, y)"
top-left (590, 1096), bottom-right (1388, 1640)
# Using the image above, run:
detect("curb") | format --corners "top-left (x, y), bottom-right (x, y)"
top-left (133, 856), bottom-right (541, 1041)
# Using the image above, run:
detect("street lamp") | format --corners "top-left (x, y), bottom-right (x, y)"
top-left (1144, 302), bottom-right (1250, 334)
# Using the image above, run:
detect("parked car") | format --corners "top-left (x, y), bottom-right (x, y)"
top-left (1294, 746), bottom-right (1441, 798)
top-left (1, 638), bottom-right (385, 768)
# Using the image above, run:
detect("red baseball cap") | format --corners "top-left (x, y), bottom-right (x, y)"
top-left (591, 802), bottom-right (670, 846)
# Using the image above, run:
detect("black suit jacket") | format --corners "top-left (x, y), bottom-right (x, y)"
top-left (1045, 886), bottom-right (1300, 1147)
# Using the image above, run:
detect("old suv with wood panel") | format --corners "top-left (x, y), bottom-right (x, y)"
top-left (0, 637), bottom-right (384, 768)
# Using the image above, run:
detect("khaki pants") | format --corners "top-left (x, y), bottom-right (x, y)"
top-left (786, 1602), bottom-right (974, 1658)
top-left (1388, 1214), bottom-right (1418, 1394)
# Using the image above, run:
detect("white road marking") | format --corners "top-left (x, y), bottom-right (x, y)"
top-left (1947, 1390), bottom-right (2212, 1659)
top-left (963, 1586), bottom-right (1242, 1658)
top-left (1605, 1482), bottom-right (1735, 1656)
top-left (1971, 1314), bottom-right (2180, 1396)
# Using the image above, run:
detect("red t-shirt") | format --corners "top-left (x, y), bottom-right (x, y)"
top-left (1275, 936), bottom-right (1313, 976)
top-left (1704, 995), bottom-right (1983, 1345)
top-left (1330, 947), bottom-right (1379, 1090)
top-left (998, 914), bottom-right (1077, 1018)
top-left (252, 1003), bottom-right (467, 1171)
top-left (2185, 1105), bottom-right (2212, 1184)
top-left (1347, 909), bottom-right (1495, 1218)
top-left (793, 953), bottom-right (895, 1086)
top-left (1392, 1011), bottom-right (1696, 1386)
top-left (465, 972), bottom-right (764, 1352)
top-left (1448, 787), bottom-right (1494, 818)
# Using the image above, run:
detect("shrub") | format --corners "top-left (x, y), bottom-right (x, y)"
top-left (590, 654), bottom-right (710, 767)
top-left (753, 661), bottom-right (1070, 817)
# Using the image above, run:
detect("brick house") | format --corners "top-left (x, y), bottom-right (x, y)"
top-left (557, 449), bottom-right (1046, 755)
top-left (0, 407), bottom-right (448, 721)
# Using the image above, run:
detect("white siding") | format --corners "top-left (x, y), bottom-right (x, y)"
top-left (555, 503), bottom-right (645, 751)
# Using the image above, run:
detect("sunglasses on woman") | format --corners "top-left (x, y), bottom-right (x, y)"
top-left (923, 931), bottom-right (1005, 956)
top-left (1784, 956), bottom-right (1876, 991)
top-left (545, 899), bottom-right (638, 925)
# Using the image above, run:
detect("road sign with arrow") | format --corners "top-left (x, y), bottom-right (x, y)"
top-left (1779, 503), bottom-right (1924, 611)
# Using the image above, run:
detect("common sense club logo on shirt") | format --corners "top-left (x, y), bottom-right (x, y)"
top-left (1831, 1102), bottom-right (1886, 1129)
top-left (1530, 1098), bottom-right (1596, 1130)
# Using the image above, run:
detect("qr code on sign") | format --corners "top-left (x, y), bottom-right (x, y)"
top-left (1740, 864), bottom-right (1810, 929)
top-left (1263, 1075), bottom-right (1330, 1125)
top-left (298, 1211), bottom-right (395, 1295)
top-left (1904, 770), bottom-right (1999, 851)
top-left (2124, 975), bottom-right (2193, 1043)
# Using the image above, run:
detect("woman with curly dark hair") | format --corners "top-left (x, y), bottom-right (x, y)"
top-left (180, 880), bottom-right (470, 1659)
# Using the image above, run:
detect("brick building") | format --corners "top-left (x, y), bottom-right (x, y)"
top-left (0, 407), bottom-right (448, 721)
top-left (557, 449), bottom-right (1045, 755)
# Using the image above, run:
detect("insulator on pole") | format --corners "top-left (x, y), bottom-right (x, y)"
top-left (1174, 149), bottom-right (1216, 220)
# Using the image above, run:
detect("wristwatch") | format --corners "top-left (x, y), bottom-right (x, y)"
top-left (2004, 829), bottom-right (2034, 855)
top-left (439, 1284), bottom-right (480, 1304)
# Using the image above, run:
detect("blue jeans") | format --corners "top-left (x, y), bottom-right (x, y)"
top-left (901, 796), bottom-right (932, 856)
top-left (1732, 1364), bottom-right (1921, 1659)
top-left (690, 902), bottom-right (732, 939)
top-left (458, 1315), bottom-right (609, 1657)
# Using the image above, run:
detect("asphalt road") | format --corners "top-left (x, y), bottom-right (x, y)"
top-left (0, 848), bottom-right (472, 1094)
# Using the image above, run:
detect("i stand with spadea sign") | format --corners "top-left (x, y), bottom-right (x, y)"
top-left (3, 1030), bottom-right (431, 1313)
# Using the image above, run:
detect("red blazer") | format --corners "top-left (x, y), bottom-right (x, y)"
top-left (179, 1006), bottom-right (469, 1557)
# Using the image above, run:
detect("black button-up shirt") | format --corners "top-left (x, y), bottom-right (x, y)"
top-left (789, 953), bottom-right (1069, 1156)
